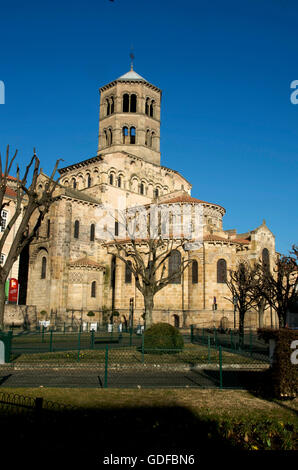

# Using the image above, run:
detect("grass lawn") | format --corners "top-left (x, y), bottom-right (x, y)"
top-left (10, 343), bottom-right (268, 366)
top-left (0, 387), bottom-right (297, 461)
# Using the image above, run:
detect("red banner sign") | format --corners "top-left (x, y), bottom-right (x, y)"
top-left (8, 278), bottom-right (18, 303)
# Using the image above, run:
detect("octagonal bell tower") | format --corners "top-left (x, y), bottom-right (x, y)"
top-left (97, 65), bottom-right (162, 165)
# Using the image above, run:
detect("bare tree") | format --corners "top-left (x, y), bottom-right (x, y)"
top-left (255, 245), bottom-right (298, 328)
top-left (225, 261), bottom-right (259, 347)
top-left (105, 206), bottom-right (195, 327)
top-left (0, 145), bottom-right (61, 330)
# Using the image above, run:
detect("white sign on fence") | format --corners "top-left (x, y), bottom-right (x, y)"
top-left (39, 321), bottom-right (50, 328)
top-left (90, 322), bottom-right (97, 332)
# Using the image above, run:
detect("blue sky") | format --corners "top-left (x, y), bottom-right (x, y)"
top-left (0, 0), bottom-right (297, 254)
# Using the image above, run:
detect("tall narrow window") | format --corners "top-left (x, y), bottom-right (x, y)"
top-left (150, 100), bottom-right (154, 117)
top-left (91, 281), bottom-right (96, 298)
top-left (109, 174), bottom-right (114, 185)
top-left (130, 94), bottom-right (137, 112)
top-left (110, 96), bottom-right (114, 114)
top-left (117, 176), bottom-right (122, 188)
top-left (125, 260), bottom-right (132, 284)
top-left (217, 259), bottom-right (227, 283)
top-left (130, 127), bottom-right (136, 144)
top-left (123, 94), bottom-right (129, 112)
top-left (104, 130), bottom-right (108, 146)
top-left (123, 126), bottom-right (128, 144)
top-left (145, 98), bottom-right (150, 115)
top-left (72, 178), bottom-right (77, 189)
top-left (106, 99), bottom-right (110, 116)
top-left (169, 250), bottom-right (181, 284)
top-left (90, 223), bottom-right (95, 242)
top-left (87, 174), bottom-right (92, 188)
top-left (74, 220), bottom-right (80, 239)
top-left (41, 256), bottom-right (47, 279)
top-left (192, 260), bottom-right (198, 284)
top-left (109, 128), bottom-right (113, 145)
top-left (115, 221), bottom-right (119, 236)
top-left (154, 188), bottom-right (159, 198)
top-left (140, 182), bottom-right (144, 195)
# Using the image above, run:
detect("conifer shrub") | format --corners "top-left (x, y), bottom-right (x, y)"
top-left (144, 322), bottom-right (184, 354)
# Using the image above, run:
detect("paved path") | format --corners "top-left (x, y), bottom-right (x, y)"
top-left (0, 365), bottom-right (266, 389)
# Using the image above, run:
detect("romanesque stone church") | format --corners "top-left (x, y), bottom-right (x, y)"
top-left (20, 67), bottom-right (276, 329)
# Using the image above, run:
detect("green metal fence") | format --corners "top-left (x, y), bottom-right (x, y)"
top-left (0, 332), bottom-right (270, 390)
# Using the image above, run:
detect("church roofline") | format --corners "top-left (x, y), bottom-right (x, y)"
top-left (58, 155), bottom-right (103, 175)
top-left (99, 78), bottom-right (162, 94)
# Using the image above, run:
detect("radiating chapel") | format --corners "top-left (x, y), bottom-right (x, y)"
top-left (19, 66), bottom-right (276, 329)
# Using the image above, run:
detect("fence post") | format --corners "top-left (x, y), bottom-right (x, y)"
top-left (142, 333), bottom-right (145, 364)
top-left (249, 330), bottom-right (253, 357)
top-left (77, 331), bottom-right (81, 362)
top-left (190, 324), bottom-right (194, 343)
top-left (104, 345), bottom-right (109, 388)
top-left (35, 397), bottom-right (43, 417)
top-left (63, 322), bottom-right (66, 334)
top-left (90, 329), bottom-right (95, 350)
top-left (208, 335), bottom-right (211, 364)
top-left (49, 329), bottom-right (53, 352)
top-left (219, 346), bottom-right (223, 390)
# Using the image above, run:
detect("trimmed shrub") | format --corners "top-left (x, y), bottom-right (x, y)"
top-left (144, 322), bottom-right (184, 353)
top-left (258, 328), bottom-right (298, 398)
top-left (87, 311), bottom-right (95, 317)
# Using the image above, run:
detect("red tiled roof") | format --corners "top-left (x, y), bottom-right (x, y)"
top-left (69, 256), bottom-right (105, 269)
top-left (5, 187), bottom-right (17, 198)
top-left (159, 194), bottom-right (226, 212)
top-left (204, 234), bottom-right (250, 244)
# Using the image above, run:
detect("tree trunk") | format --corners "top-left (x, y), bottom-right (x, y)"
top-left (0, 279), bottom-right (7, 330)
top-left (239, 310), bottom-right (245, 349)
top-left (258, 303), bottom-right (265, 329)
top-left (144, 291), bottom-right (154, 328)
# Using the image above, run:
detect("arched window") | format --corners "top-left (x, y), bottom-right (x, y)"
top-left (130, 127), bottom-right (136, 144)
top-left (150, 100), bottom-right (154, 117)
top-left (151, 131), bottom-right (155, 148)
top-left (217, 259), bottom-right (227, 283)
top-left (115, 221), bottom-right (119, 236)
top-left (123, 93), bottom-right (129, 112)
top-left (41, 256), bottom-right (47, 279)
top-left (169, 250), bottom-right (181, 284)
top-left (122, 126), bottom-right (128, 144)
top-left (145, 129), bottom-right (150, 146)
top-left (87, 174), bottom-right (92, 188)
top-left (192, 260), bottom-right (198, 284)
top-left (110, 96), bottom-right (114, 114)
top-left (91, 281), bottom-right (96, 298)
top-left (74, 220), bottom-right (80, 239)
top-left (109, 173), bottom-right (114, 185)
top-left (154, 188), bottom-right (159, 198)
top-left (104, 130), bottom-right (108, 147)
top-left (262, 248), bottom-right (270, 272)
top-left (106, 99), bottom-right (110, 116)
top-left (130, 94), bottom-right (137, 112)
top-left (90, 223), bottom-right (95, 242)
top-left (145, 98), bottom-right (150, 115)
top-left (125, 260), bottom-right (132, 284)
top-left (117, 176), bottom-right (122, 188)
top-left (72, 178), bottom-right (77, 189)
top-left (140, 182), bottom-right (144, 195)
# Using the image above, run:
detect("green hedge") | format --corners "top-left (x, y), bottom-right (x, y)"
top-left (258, 328), bottom-right (298, 398)
top-left (144, 322), bottom-right (184, 353)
